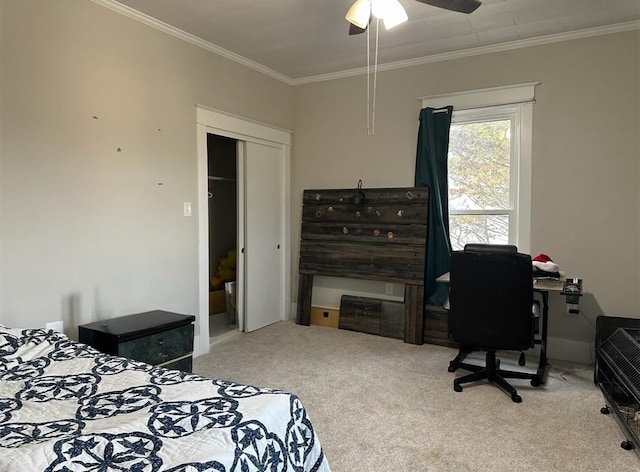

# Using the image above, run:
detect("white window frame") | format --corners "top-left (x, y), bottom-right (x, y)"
top-left (418, 82), bottom-right (539, 253)
top-left (448, 106), bottom-right (517, 248)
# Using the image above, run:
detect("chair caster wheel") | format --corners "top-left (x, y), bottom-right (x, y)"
top-left (448, 365), bottom-right (456, 372)
top-left (531, 377), bottom-right (541, 387)
top-left (518, 352), bottom-right (526, 366)
top-left (601, 406), bottom-right (611, 415)
top-left (511, 394), bottom-right (522, 403)
top-left (454, 384), bottom-right (462, 392)
top-left (621, 440), bottom-right (634, 451)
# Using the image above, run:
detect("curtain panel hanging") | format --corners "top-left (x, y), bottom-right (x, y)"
top-left (415, 106), bottom-right (453, 306)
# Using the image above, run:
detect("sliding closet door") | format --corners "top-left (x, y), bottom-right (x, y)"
top-left (243, 141), bottom-right (284, 332)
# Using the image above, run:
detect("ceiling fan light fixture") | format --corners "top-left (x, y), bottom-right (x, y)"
top-left (345, 0), bottom-right (372, 29)
top-left (374, 0), bottom-right (408, 30)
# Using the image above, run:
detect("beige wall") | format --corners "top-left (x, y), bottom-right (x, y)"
top-left (292, 30), bottom-right (640, 362)
top-left (1, 1), bottom-right (638, 363)
top-left (0, 0), bottom-right (293, 333)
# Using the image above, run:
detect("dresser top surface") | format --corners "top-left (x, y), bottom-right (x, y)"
top-left (79, 310), bottom-right (195, 338)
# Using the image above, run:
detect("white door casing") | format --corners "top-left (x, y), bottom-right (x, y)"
top-left (195, 106), bottom-right (292, 356)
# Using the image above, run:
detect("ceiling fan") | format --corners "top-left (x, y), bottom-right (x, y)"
top-left (346, 0), bottom-right (481, 136)
top-left (347, 0), bottom-right (482, 35)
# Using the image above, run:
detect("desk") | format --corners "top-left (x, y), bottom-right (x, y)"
top-left (436, 272), bottom-right (564, 380)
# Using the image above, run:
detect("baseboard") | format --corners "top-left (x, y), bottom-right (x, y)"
top-left (547, 336), bottom-right (595, 365)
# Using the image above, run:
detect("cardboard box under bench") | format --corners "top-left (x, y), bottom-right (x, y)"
top-left (310, 306), bottom-right (340, 328)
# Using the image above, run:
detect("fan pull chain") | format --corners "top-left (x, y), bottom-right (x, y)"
top-left (366, 21), bottom-right (370, 135)
top-left (366, 18), bottom-right (380, 136)
top-left (371, 17), bottom-right (379, 136)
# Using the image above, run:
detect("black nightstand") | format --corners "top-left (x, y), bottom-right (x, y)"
top-left (78, 310), bottom-right (196, 372)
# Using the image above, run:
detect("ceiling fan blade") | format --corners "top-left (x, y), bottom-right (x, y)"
top-left (415, 0), bottom-right (482, 14)
top-left (349, 22), bottom-right (368, 35)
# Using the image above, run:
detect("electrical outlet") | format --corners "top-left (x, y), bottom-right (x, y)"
top-left (385, 283), bottom-right (394, 295)
top-left (183, 202), bottom-right (192, 216)
top-left (45, 320), bottom-right (64, 333)
top-left (566, 304), bottom-right (580, 316)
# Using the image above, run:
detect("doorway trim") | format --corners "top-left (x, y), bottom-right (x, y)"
top-left (195, 105), bottom-right (292, 356)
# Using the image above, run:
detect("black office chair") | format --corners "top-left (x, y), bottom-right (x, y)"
top-left (447, 244), bottom-right (541, 403)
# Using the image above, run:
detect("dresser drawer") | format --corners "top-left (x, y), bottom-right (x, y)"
top-left (118, 324), bottom-right (194, 366)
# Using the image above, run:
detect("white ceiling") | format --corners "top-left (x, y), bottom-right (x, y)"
top-left (110, 0), bottom-right (640, 83)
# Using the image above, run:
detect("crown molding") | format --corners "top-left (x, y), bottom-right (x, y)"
top-left (89, 0), bottom-right (294, 85)
top-left (91, 1), bottom-right (638, 87)
top-left (292, 20), bottom-right (640, 85)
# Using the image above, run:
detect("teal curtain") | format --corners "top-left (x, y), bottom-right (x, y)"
top-left (415, 106), bottom-right (453, 306)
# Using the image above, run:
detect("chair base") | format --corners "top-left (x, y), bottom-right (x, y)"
top-left (452, 349), bottom-right (542, 403)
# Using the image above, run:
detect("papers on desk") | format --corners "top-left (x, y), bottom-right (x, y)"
top-left (533, 277), bottom-right (565, 292)
top-left (533, 270), bottom-right (560, 280)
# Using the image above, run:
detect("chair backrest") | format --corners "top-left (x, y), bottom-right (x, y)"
top-left (449, 244), bottom-right (534, 350)
top-left (463, 243), bottom-right (517, 255)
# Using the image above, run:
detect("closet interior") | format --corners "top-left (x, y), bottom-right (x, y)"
top-left (207, 133), bottom-right (238, 343)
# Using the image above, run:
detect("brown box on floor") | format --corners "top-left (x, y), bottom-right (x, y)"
top-left (209, 289), bottom-right (226, 315)
top-left (310, 306), bottom-right (339, 328)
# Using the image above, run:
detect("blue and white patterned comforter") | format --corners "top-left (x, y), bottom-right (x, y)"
top-left (0, 326), bottom-right (330, 471)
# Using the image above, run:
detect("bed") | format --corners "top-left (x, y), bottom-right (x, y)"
top-left (0, 325), bottom-right (330, 471)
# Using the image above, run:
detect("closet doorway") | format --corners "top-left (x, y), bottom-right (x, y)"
top-left (195, 106), bottom-right (292, 356)
top-left (207, 134), bottom-right (238, 344)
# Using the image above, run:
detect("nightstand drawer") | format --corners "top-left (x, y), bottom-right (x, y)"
top-left (118, 324), bottom-right (194, 366)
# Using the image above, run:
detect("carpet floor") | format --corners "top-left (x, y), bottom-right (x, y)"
top-left (193, 320), bottom-right (638, 472)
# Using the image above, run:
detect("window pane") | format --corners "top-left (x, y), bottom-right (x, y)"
top-left (448, 120), bottom-right (511, 211)
top-left (449, 214), bottom-right (509, 251)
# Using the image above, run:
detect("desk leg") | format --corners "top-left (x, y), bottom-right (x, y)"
top-left (536, 291), bottom-right (549, 379)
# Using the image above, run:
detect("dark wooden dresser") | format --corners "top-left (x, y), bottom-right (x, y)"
top-left (78, 310), bottom-right (196, 372)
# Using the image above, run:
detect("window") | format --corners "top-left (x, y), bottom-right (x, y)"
top-left (419, 83), bottom-right (537, 252)
top-left (448, 106), bottom-right (516, 250)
